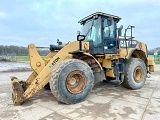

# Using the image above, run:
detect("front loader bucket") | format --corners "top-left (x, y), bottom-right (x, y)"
top-left (11, 77), bottom-right (27, 105)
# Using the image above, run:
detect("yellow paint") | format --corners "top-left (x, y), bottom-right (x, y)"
top-left (81, 42), bottom-right (89, 51)
top-left (106, 69), bottom-right (115, 77)
top-left (147, 57), bottom-right (155, 72)
top-left (147, 57), bottom-right (155, 66)
top-left (28, 44), bottom-right (45, 74)
top-left (23, 41), bottom-right (83, 99)
top-left (102, 59), bottom-right (112, 68)
top-left (105, 54), bottom-right (119, 60)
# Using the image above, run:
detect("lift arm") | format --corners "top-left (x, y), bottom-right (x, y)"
top-left (11, 41), bottom-right (81, 105)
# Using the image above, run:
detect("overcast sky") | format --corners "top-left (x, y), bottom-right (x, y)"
top-left (0, 0), bottom-right (159, 49)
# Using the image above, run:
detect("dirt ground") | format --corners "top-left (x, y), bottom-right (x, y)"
top-left (0, 65), bottom-right (160, 120)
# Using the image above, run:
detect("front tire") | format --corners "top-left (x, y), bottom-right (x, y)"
top-left (49, 59), bottom-right (94, 104)
top-left (122, 58), bottom-right (147, 89)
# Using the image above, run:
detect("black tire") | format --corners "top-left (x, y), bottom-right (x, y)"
top-left (122, 58), bottom-right (147, 89)
top-left (44, 83), bottom-right (50, 90)
top-left (49, 59), bottom-right (94, 104)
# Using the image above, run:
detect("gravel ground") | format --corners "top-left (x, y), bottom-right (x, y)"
top-left (0, 64), bottom-right (159, 120)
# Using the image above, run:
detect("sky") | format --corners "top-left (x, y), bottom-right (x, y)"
top-left (0, 0), bottom-right (160, 49)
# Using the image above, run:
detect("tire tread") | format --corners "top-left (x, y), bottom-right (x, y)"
top-left (49, 59), bottom-right (94, 104)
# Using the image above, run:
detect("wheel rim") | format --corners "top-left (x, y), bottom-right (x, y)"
top-left (133, 66), bottom-right (144, 83)
top-left (66, 70), bottom-right (86, 94)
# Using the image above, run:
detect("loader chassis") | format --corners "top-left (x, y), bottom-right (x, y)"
top-left (11, 12), bottom-right (155, 105)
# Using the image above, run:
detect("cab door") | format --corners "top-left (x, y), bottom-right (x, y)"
top-left (103, 18), bottom-right (117, 54)
top-left (88, 16), bottom-right (104, 55)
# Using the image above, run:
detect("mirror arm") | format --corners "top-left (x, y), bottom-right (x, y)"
top-left (79, 40), bottom-right (82, 51)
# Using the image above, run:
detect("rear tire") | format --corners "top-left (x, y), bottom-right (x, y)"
top-left (122, 58), bottom-right (147, 89)
top-left (49, 59), bottom-right (94, 104)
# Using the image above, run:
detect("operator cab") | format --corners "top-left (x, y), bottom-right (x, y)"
top-left (79, 12), bottom-right (121, 54)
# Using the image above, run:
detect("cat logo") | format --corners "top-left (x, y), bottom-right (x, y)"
top-left (120, 40), bottom-right (129, 47)
top-left (119, 40), bottom-right (137, 48)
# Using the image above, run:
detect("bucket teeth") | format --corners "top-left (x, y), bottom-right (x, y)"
top-left (11, 76), bottom-right (18, 81)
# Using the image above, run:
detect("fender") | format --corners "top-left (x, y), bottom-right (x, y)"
top-left (119, 48), bottom-right (147, 61)
top-left (72, 52), bottom-right (106, 83)
top-left (126, 49), bottom-right (147, 63)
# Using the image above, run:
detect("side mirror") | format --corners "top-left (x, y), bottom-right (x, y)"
top-left (77, 35), bottom-right (85, 41)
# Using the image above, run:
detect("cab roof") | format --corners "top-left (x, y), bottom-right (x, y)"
top-left (78, 12), bottom-right (121, 24)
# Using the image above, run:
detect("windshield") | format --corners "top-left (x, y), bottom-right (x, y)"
top-left (81, 19), bottom-right (92, 36)
top-left (81, 17), bottom-right (102, 46)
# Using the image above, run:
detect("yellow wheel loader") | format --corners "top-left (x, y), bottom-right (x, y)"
top-left (11, 12), bottom-right (155, 105)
